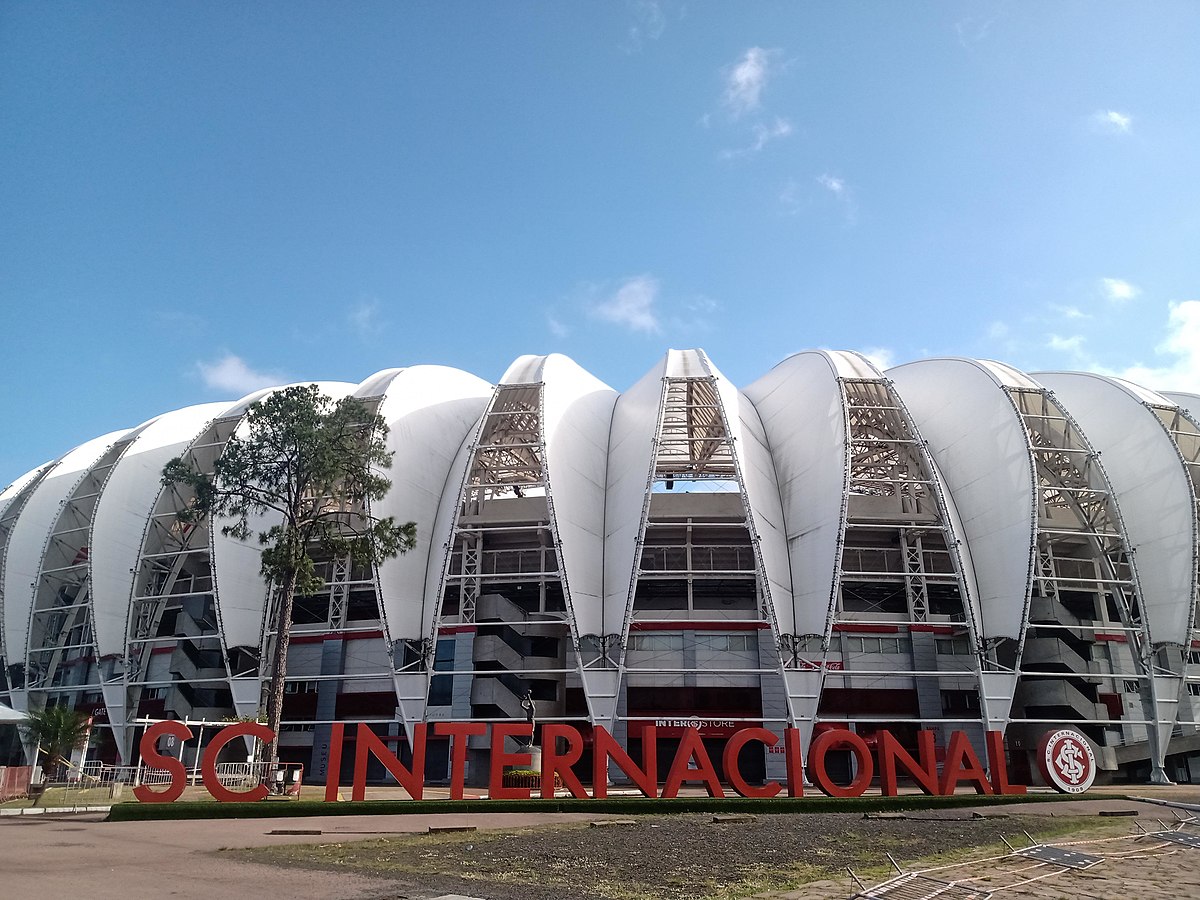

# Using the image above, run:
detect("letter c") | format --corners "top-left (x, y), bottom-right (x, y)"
top-left (202, 723), bottom-right (276, 802)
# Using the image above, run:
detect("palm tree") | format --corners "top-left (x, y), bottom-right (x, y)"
top-left (20, 706), bottom-right (91, 781)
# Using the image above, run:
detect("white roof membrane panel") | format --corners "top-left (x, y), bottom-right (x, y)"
top-left (603, 355), bottom-right (670, 635)
top-left (888, 359), bottom-right (1037, 640)
top-left (1037, 371), bottom-right (1197, 646)
top-left (90, 403), bottom-right (229, 659)
top-left (745, 351), bottom-right (849, 638)
top-left (3, 431), bottom-right (130, 671)
top-left (530, 355), bottom-right (617, 640)
top-left (366, 366), bottom-right (492, 643)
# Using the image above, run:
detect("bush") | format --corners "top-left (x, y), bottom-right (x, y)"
top-left (107, 791), bottom-right (1089, 823)
top-left (501, 768), bottom-right (561, 789)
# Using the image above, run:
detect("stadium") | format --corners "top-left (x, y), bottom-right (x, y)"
top-left (3, 349), bottom-right (1200, 790)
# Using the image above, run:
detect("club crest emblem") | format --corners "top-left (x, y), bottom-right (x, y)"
top-left (1037, 728), bottom-right (1096, 794)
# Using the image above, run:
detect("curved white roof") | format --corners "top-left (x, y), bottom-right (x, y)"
top-left (888, 358), bottom-right (1037, 640)
top-left (602, 354), bottom-right (669, 633)
top-left (3, 431), bottom-right (131, 672)
top-left (4, 350), bottom-right (1200, 770)
top-left (1037, 371), bottom-right (1198, 646)
top-left (529, 354), bottom-right (617, 639)
top-left (745, 351), bottom-right (851, 637)
top-left (1165, 391), bottom-right (1200, 422)
top-left (90, 403), bottom-right (230, 659)
top-left (0, 464), bottom-right (49, 523)
top-left (366, 365), bottom-right (492, 644)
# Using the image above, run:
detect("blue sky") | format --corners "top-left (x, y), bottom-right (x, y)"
top-left (3, 2), bottom-right (1200, 485)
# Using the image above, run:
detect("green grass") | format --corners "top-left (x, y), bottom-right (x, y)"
top-left (107, 790), bottom-right (1095, 822)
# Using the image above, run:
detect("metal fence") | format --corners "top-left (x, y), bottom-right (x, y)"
top-left (24, 760), bottom-right (304, 808)
top-left (0, 765), bottom-right (34, 802)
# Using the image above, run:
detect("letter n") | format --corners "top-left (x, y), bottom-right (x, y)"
top-left (592, 725), bottom-right (656, 798)
top-left (352, 723), bottom-right (426, 800)
top-left (939, 731), bottom-right (993, 795)
top-left (878, 730), bottom-right (938, 796)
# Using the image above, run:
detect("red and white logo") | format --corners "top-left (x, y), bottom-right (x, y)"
top-left (1037, 728), bottom-right (1096, 794)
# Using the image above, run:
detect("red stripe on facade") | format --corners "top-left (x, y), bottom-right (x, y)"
top-left (628, 621), bottom-right (768, 632)
top-left (289, 630), bottom-right (386, 644)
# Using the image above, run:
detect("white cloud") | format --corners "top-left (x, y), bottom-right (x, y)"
top-left (955, 15), bottom-right (999, 47)
top-left (816, 173), bottom-right (857, 224)
top-left (590, 275), bottom-right (661, 333)
top-left (195, 353), bottom-right (284, 394)
top-left (1047, 334), bottom-right (1086, 354)
top-left (722, 47), bottom-right (778, 118)
top-left (817, 173), bottom-right (845, 195)
top-left (1050, 304), bottom-right (1090, 320)
top-left (751, 117), bottom-right (792, 150)
top-left (666, 294), bottom-right (720, 332)
top-left (986, 321), bottom-right (1010, 340)
top-left (778, 178), bottom-right (801, 214)
top-left (719, 117), bottom-right (793, 158)
top-left (348, 298), bottom-right (384, 338)
top-left (1099, 277), bottom-right (1140, 303)
top-left (859, 346), bottom-right (895, 371)
top-left (1091, 109), bottom-right (1132, 134)
top-left (621, 1), bottom-right (667, 53)
top-left (547, 313), bottom-right (569, 338)
top-left (1111, 301), bottom-right (1200, 391)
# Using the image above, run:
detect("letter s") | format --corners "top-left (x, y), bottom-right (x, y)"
top-left (133, 721), bottom-right (193, 803)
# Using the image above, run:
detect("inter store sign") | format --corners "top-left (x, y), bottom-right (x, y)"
top-left (132, 720), bottom-right (1041, 804)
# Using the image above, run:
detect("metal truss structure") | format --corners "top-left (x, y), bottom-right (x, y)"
top-left (427, 369), bottom-right (589, 777)
top-left (816, 374), bottom-right (987, 748)
top-left (5, 351), bottom-right (1200, 784)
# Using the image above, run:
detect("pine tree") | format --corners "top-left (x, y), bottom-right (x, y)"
top-left (162, 385), bottom-right (415, 766)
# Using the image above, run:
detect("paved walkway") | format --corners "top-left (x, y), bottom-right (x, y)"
top-left (0, 810), bottom-right (595, 900)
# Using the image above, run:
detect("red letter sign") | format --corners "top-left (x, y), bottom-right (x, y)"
top-left (662, 728), bottom-right (724, 798)
top-left (540, 724), bottom-right (588, 799)
top-left (489, 722), bottom-right (534, 800)
top-left (202, 722), bottom-right (275, 802)
top-left (986, 730), bottom-right (1026, 795)
top-left (434, 721), bottom-right (487, 799)
top-left (878, 730), bottom-right (938, 796)
top-left (351, 723), bottom-right (427, 800)
top-left (807, 729), bottom-right (873, 797)
top-left (722, 728), bottom-right (781, 798)
top-left (133, 721), bottom-right (193, 803)
top-left (939, 731), bottom-right (993, 795)
top-left (784, 727), bottom-right (804, 797)
top-left (592, 725), bottom-right (657, 798)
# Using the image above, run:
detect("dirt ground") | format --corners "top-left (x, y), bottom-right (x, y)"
top-left (3, 792), bottom-right (1199, 899)
top-left (226, 810), bottom-right (1112, 899)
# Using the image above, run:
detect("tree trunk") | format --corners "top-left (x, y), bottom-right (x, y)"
top-left (263, 568), bottom-right (300, 768)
